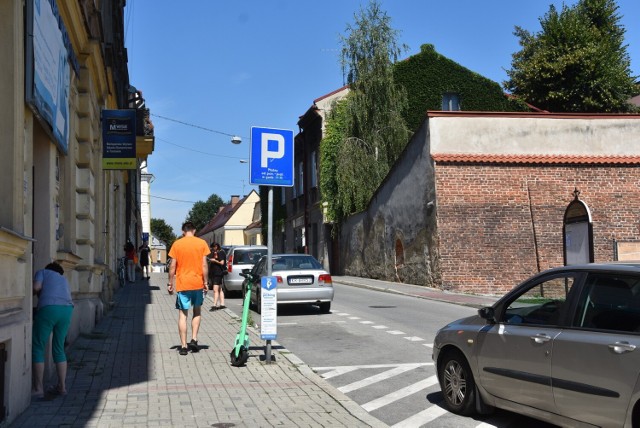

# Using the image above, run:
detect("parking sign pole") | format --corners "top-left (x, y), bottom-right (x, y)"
top-left (265, 186), bottom-right (273, 364)
top-left (250, 127), bottom-right (292, 365)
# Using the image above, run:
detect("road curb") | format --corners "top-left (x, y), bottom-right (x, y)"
top-left (333, 278), bottom-right (498, 309)
top-left (223, 304), bottom-right (389, 428)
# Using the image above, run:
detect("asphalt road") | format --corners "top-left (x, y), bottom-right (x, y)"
top-left (225, 282), bottom-right (558, 427)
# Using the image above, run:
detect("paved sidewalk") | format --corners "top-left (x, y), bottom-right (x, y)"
top-left (11, 274), bottom-right (386, 428)
top-left (333, 276), bottom-right (500, 308)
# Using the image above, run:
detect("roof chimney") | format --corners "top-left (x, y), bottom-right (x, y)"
top-left (231, 195), bottom-right (240, 206)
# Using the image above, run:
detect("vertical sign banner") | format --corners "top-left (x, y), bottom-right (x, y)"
top-left (102, 109), bottom-right (137, 170)
top-left (260, 276), bottom-right (278, 340)
top-left (30, 0), bottom-right (73, 154)
top-left (250, 127), bottom-right (294, 187)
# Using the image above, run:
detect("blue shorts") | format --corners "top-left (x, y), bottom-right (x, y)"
top-left (175, 290), bottom-right (204, 310)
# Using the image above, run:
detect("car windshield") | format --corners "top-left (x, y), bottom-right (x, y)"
top-left (272, 256), bottom-right (322, 271)
top-left (233, 249), bottom-right (267, 265)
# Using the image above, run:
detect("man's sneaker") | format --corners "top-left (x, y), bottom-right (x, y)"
top-left (179, 347), bottom-right (189, 356)
top-left (188, 339), bottom-right (199, 353)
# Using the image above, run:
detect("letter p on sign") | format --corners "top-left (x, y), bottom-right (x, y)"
top-left (261, 133), bottom-right (285, 167)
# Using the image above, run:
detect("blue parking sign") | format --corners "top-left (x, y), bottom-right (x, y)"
top-left (250, 127), bottom-right (294, 187)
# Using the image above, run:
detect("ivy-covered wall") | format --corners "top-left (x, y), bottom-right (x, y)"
top-left (394, 44), bottom-right (529, 132)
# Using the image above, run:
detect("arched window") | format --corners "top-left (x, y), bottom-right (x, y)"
top-left (563, 188), bottom-right (593, 265)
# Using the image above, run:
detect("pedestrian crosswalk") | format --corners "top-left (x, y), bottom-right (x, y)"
top-left (312, 362), bottom-right (529, 428)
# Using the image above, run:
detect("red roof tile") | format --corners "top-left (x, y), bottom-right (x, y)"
top-left (432, 153), bottom-right (640, 165)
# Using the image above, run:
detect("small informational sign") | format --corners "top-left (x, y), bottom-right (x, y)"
top-left (102, 109), bottom-right (137, 169)
top-left (260, 276), bottom-right (278, 340)
top-left (616, 241), bottom-right (640, 261)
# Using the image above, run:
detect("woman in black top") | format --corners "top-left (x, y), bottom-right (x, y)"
top-left (208, 243), bottom-right (226, 310)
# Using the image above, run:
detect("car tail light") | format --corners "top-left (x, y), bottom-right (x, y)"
top-left (319, 274), bottom-right (332, 285)
top-left (275, 276), bottom-right (283, 283)
top-left (227, 255), bottom-right (233, 272)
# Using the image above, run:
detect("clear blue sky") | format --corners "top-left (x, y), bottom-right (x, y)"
top-left (124, 0), bottom-right (640, 235)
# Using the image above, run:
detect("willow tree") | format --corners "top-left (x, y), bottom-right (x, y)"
top-left (505, 0), bottom-right (638, 112)
top-left (322, 0), bottom-right (409, 225)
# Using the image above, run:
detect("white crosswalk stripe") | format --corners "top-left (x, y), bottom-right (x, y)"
top-left (337, 364), bottom-right (429, 393)
top-left (391, 404), bottom-right (449, 427)
top-left (362, 375), bottom-right (439, 411)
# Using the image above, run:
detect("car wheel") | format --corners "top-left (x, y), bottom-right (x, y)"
top-left (319, 301), bottom-right (331, 313)
top-left (438, 350), bottom-right (477, 416)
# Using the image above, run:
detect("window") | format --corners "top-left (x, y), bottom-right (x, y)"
top-left (573, 274), bottom-right (640, 332)
top-left (503, 275), bottom-right (575, 326)
top-left (298, 161), bottom-right (304, 195)
top-left (442, 93), bottom-right (460, 111)
top-left (310, 151), bottom-right (317, 188)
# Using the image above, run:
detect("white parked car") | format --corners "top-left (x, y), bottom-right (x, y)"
top-left (242, 254), bottom-right (334, 313)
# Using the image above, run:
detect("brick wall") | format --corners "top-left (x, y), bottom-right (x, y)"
top-left (435, 163), bottom-right (640, 294)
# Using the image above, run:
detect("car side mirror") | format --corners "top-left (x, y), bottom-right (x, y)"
top-left (478, 307), bottom-right (496, 324)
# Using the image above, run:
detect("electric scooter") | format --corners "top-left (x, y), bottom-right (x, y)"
top-left (230, 271), bottom-right (254, 367)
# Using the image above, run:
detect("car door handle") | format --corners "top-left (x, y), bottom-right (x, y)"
top-left (608, 341), bottom-right (636, 354)
top-left (531, 333), bottom-right (552, 344)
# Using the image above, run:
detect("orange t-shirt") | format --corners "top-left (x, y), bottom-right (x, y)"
top-left (168, 236), bottom-right (211, 292)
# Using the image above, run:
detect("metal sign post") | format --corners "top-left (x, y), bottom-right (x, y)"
top-left (250, 127), bottom-right (294, 364)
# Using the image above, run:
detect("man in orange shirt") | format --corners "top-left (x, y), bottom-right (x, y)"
top-left (167, 221), bottom-right (210, 355)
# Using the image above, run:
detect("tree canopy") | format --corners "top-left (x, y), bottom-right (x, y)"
top-left (185, 193), bottom-right (224, 232)
top-left (150, 218), bottom-right (176, 250)
top-left (505, 0), bottom-right (639, 112)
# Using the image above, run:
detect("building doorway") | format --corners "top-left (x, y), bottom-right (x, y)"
top-left (563, 188), bottom-right (593, 265)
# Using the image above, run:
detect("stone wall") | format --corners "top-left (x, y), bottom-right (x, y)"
top-left (338, 113), bottom-right (640, 294)
top-left (340, 121), bottom-right (442, 287)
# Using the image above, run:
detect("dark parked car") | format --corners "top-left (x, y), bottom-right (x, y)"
top-left (433, 263), bottom-right (640, 427)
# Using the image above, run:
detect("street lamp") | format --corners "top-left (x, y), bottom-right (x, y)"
top-left (239, 159), bottom-right (248, 163)
top-left (231, 136), bottom-right (242, 145)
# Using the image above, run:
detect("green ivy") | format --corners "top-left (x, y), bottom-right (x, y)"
top-left (395, 44), bottom-right (528, 131)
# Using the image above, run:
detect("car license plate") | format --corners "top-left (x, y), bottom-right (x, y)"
top-left (288, 277), bottom-right (313, 285)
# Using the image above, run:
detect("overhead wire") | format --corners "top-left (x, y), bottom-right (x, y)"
top-left (156, 137), bottom-right (246, 160)
top-left (151, 113), bottom-right (248, 139)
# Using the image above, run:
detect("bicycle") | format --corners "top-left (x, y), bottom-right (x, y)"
top-left (117, 257), bottom-right (126, 287)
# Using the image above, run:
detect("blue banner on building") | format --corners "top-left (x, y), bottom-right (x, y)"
top-left (102, 109), bottom-right (137, 170)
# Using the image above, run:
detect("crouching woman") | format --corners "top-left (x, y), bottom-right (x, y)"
top-left (32, 262), bottom-right (74, 399)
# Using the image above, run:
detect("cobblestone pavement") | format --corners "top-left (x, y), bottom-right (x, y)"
top-left (11, 274), bottom-right (385, 428)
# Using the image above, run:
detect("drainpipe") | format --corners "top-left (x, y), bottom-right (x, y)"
top-left (300, 124), bottom-right (309, 255)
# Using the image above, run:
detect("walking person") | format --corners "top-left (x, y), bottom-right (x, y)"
top-left (138, 241), bottom-right (151, 279)
top-left (209, 242), bottom-right (226, 311)
top-left (167, 221), bottom-right (210, 355)
top-left (124, 241), bottom-right (136, 282)
top-left (32, 262), bottom-right (74, 400)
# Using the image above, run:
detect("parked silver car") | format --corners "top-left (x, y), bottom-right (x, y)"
top-left (243, 254), bottom-right (334, 313)
top-left (433, 263), bottom-right (640, 427)
top-left (222, 245), bottom-right (267, 295)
